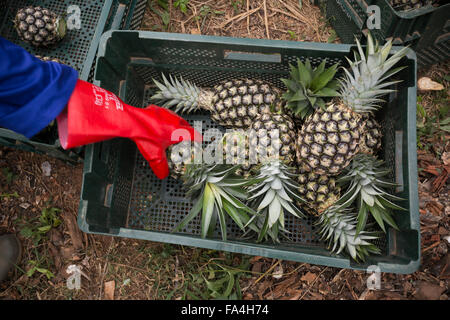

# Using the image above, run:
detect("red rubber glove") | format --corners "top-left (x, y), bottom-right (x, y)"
top-left (57, 79), bottom-right (202, 179)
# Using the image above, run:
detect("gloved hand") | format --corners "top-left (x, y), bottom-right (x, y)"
top-left (57, 79), bottom-right (202, 179)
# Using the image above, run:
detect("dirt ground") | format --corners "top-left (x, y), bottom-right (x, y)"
top-left (0, 0), bottom-right (449, 300)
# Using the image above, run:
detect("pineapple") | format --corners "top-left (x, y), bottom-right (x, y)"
top-left (247, 160), bottom-right (306, 243)
top-left (35, 55), bottom-right (64, 64)
top-left (249, 113), bottom-right (298, 165)
top-left (281, 58), bottom-right (340, 125)
top-left (296, 33), bottom-right (409, 175)
top-left (224, 112), bottom-right (298, 177)
top-left (14, 6), bottom-right (66, 47)
top-left (317, 206), bottom-right (380, 261)
top-left (169, 113), bottom-right (298, 179)
top-left (222, 130), bottom-right (256, 177)
top-left (359, 115), bottom-right (382, 155)
top-left (296, 167), bottom-right (341, 216)
top-left (171, 145), bottom-right (258, 240)
top-left (335, 154), bottom-right (406, 235)
top-left (167, 141), bottom-right (202, 179)
top-left (150, 75), bottom-right (284, 129)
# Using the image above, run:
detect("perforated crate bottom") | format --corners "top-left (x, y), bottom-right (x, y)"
top-left (127, 150), bottom-right (322, 246)
top-left (123, 113), bottom-right (387, 251)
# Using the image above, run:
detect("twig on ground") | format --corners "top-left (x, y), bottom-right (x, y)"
top-left (253, 259), bottom-right (281, 286)
top-left (217, 6), bottom-right (262, 29)
top-left (269, 7), bottom-right (306, 24)
top-left (263, 0), bottom-right (270, 39)
top-left (299, 267), bottom-right (328, 300)
top-left (246, 0), bottom-right (250, 36)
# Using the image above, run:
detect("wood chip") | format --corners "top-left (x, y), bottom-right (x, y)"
top-left (287, 290), bottom-right (303, 300)
top-left (62, 213), bottom-right (84, 250)
top-left (414, 281), bottom-right (445, 300)
top-left (251, 261), bottom-right (263, 274)
top-left (104, 280), bottom-right (115, 300)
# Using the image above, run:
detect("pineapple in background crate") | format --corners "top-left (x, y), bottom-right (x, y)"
top-left (14, 6), bottom-right (66, 47)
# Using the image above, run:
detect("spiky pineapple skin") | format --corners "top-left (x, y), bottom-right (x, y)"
top-left (168, 113), bottom-right (297, 179)
top-left (296, 167), bottom-right (340, 216)
top-left (209, 79), bottom-right (284, 129)
top-left (167, 142), bottom-right (202, 179)
top-left (249, 113), bottom-right (298, 166)
top-left (296, 103), bottom-right (361, 175)
top-left (14, 6), bottom-right (66, 47)
top-left (35, 55), bottom-right (63, 64)
top-left (359, 115), bottom-right (382, 155)
top-left (222, 130), bottom-right (255, 177)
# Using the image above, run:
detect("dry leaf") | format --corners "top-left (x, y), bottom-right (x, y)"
top-left (190, 28), bottom-right (201, 35)
top-left (418, 77), bottom-right (444, 91)
top-left (301, 272), bottom-right (317, 284)
top-left (250, 256), bottom-right (263, 263)
top-left (104, 280), bottom-right (115, 300)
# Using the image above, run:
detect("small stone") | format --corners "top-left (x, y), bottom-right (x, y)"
top-left (443, 235), bottom-right (450, 244)
top-left (418, 77), bottom-right (444, 91)
top-left (41, 161), bottom-right (51, 176)
top-left (272, 264), bottom-right (284, 279)
top-left (19, 203), bottom-right (31, 209)
top-left (437, 243), bottom-right (448, 255)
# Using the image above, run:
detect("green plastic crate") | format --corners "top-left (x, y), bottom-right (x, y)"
top-left (79, 30), bottom-right (420, 274)
top-left (317, 0), bottom-right (450, 69)
top-left (0, 0), bottom-right (147, 163)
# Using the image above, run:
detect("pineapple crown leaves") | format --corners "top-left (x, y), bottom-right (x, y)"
top-left (173, 163), bottom-right (258, 241)
top-left (335, 154), bottom-right (406, 236)
top-left (339, 32), bottom-right (410, 113)
top-left (281, 58), bottom-right (340, 119)
top-left (246, 161), bottom-right (306, 243)
top-left (317, 206), bottom-right (381, 262)
top-left (150, 73), bottom-right (202, 114)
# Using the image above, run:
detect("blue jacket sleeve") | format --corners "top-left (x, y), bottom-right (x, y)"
top-left (0, 36), bottom-right (78, 138)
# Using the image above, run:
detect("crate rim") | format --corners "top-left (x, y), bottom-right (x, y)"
top-left (85, 30), bottom-right (420, 274)
top-left (97, 29), bottom-right (418, 59)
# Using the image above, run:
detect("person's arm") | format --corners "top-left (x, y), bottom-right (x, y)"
top-left (0, 37), bottom-right (201, 179)
top-left (0, 36), bottom-right (78, 138)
